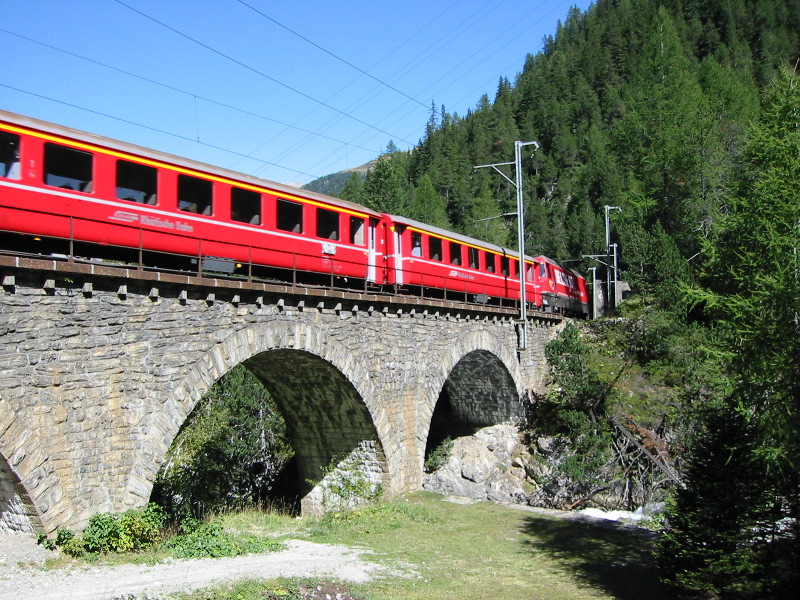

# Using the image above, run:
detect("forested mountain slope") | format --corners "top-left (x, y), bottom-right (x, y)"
top-left (324, 0), bottom-right (798, 298)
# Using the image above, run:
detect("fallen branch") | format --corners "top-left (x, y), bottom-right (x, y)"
top-left (608, 416), bottom-right (684, 488)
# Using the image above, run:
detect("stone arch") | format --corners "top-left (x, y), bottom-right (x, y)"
top-left (419, 326), bottom-right (525, 460)
top-left (127, 318), bottom-right (393, 514)
top-left (0, 397), bottom-right (71, 533)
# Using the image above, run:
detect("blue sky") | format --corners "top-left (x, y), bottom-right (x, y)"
top-left (1, 0), bottom-right (592, 186)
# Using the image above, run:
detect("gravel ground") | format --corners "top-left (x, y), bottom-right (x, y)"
top-left (0, 533), bottom-right (397, 600)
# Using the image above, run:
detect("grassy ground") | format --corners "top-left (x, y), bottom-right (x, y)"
top-left (174, 492), bottom-right (671, 600)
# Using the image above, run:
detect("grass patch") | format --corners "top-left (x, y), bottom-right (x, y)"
top-left (305, 493), bottom-right (670, 600)
top-left (40, 494), bottom-right (670, 599)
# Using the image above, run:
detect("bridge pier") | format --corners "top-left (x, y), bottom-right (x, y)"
top-left (0, 261), bottom-right (562, 532)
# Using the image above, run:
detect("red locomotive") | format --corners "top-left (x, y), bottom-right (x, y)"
top-left (0, 110), bottom-right (589, 317)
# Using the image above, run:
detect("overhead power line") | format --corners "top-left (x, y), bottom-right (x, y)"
top-left (235, 0), bottom-right (429, 110)
top-left (111, 0), bottom-right (414, 146)
top-left (0, 82), bottom-right (320, 180)
top-left (0, 28), bottom-right (377, 155)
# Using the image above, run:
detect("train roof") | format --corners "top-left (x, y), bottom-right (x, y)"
top-left (0, 109), bottom-right (383, 219)
top-left (388, 213), bottom-right (539, 261)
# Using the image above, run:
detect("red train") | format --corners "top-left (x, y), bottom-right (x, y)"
top-left (0, 110), bottom-right (589, 316)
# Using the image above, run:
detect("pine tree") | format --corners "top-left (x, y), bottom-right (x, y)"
top-left (363, 154), bottom-right (410, 215)
top-left (338, 172), bottom-right (365, 205)
top-left (658, 403), bottom-right (763, 596)
top-left (671, 65), bottom-right (800, 597)
top-left (409, 174), bottom-right (449, 228)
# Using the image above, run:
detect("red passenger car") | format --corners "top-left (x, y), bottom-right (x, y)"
top-left (0, 110), bottom-right (590, 317)
top-left (0, 110), bottom-right (383, 286)
top-left (384, 214), bottom-right (542, 308)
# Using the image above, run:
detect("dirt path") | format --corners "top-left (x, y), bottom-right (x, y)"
top-left (0, 534), bottom-right (397, 600)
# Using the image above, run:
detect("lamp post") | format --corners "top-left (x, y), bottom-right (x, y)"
top-left (474, 140), bottom-right (540, 350)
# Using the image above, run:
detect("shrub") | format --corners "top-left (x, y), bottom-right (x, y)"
top-left (424, 437), bottom-right (453, 473)
top-left (165, 521), bottom-right (238, 558)
top-left (56, 503), bottom-right (168, 556)
top-left (164, 519), bottom-right (281, 558)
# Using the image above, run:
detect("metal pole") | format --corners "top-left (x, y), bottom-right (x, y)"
top-left (514, 141), bottom-right (528, 350)
top-left (603, 205), bottom-right (620, 312)
top-left (514, 140), bottom-right (540, 350)
top-left (474, 141), bottom-right (539, 351)
top-left (588, 267), bottom-right (597, 320)
top-left (612, 243), bottom-right (619, 308)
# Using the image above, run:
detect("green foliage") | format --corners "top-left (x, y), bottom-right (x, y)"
top-left (667, 65), bottom-right (800, 598)
top-left (337, 171), bottom-right (366, 205)
top-left (409, 173), bottom-right (449, 228)
top-left (553, 409), bottom-right (613, 488)
top-left (164, 520), bottom-right (280, 559)
top-left (362, 154), bottom-right (410, 214)
top-left (423, 436), bottom-right (453, 473)
top-left (152, 365), bottom-right (294, 519)
top-left (657, 402), bottom-right (764, 596)
top-left (82, 503), bottom-right (165, 555)
top-left (44, 504), bottom-right (167, 558)
top-left (535, 323), bottom-right (617, 497)
top-left (545, 323), bottom-right (613, 417)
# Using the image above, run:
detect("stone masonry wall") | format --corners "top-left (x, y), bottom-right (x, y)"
top-left (0, 268), bottom-right (561, 532)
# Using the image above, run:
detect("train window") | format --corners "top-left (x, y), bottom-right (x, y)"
top-left (512, 259), bottom-right (519, 278)
top-left (429, 236), bottom-right (442, 261)
top-left (316, 207), bottom-right (339, 240)
top-left (178, 174), bottom-right (212, 215)
top-left (277, 198), bottom-right (303, 233)
top-left (539, 263), bottom-right (546, 278)
top-left (485, 252), bottom-right (495, 273)
top-left (449, 242), bottom-right (462, 266)
top-left (231, 187), bottom-right (261, 225)
top-left (0, 131), bottom-right (20, 179)
top-left (526, 263), bottom-right (534, 282)
top-left (501, 256), bottom-right (510, 276)
top-left (116, 160), bottom-right (157, 204)
top-left (468, 247), bottom-right (479, 269)
top-left (350, 216), bottom-right (365, 245)
top-left (44, 143), bottom-right (93, 192)
top-left (411, 231), bottom-right (422, 256)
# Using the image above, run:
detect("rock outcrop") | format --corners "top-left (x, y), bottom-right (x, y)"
top-left (422, 425), bottom-right (534, 504)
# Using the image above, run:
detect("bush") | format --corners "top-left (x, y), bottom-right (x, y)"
top-left (165, 521), bottom-right (238, 558)
top-left (164, 519), bottom-right (281, 558)
top-left (49, 503), bottom-right (167, 557)
top-left (424, 437), bottom-right (453, 473)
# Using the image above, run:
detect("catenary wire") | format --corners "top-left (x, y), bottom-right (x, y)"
top-left (234, 0), bottom-right (429, 110)
top-left (0, 82), bottom-right (320, 180)
top-left (0, 28), bottom-right (378, 157)
top-left (111, 0), bottom-right (415, 146)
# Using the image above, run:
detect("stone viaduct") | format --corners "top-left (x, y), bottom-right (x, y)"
top-left (0, 256), bottom-right (563, 533)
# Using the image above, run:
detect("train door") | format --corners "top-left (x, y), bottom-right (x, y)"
top-left (367, 217), bottom-right (379, 283)
top-left (394, 226), bottom-right (404, 286)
